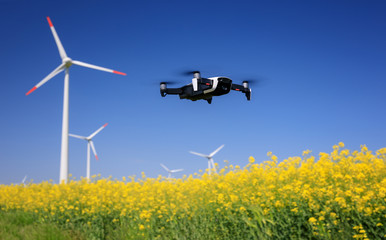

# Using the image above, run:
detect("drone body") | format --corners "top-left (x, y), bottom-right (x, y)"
top-left (160, 71), bottom-right (251, 104)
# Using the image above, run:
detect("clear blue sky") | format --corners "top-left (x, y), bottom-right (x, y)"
top-left (1, 0), bottom-right (385, 184)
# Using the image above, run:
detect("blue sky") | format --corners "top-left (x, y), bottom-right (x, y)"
top-left (1, 0), bottom-right (386, 184)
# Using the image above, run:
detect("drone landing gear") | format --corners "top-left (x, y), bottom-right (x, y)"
top-left (246, 90), bottom-right (251, 101)
top-left (206, 98), bottom-right (212, 104)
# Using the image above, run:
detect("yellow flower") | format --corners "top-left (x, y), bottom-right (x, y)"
top-left (302, 150), bottom-right (311, 156)
top-left (308, 217), bottom-right (317, 224)
top-left (291, 208), bottom-right (298, 213)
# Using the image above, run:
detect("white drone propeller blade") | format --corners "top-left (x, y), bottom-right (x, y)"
top-left (26, 63), bottom-right (65, 95)
top-left (189, 151), bottom-right (209, 158)
top-left (209, 144), bottom-right (225, 158)
top-left (47, 17), bottom-right (67, 60)
top-left (89, 140), bottom-right (99, 160)
top-left (160, 164), bottom-right (170, 172)
top-left (170, 169), bottom-right (183, 173)
top-left (88, 123), bottom-right (108, 139)
top-left (72, 60), bottom-right (126, 76)
top-left (69, 133), bottom-right (87, 140)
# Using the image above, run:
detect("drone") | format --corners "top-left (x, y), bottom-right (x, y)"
top-left (160, 71), bottom-right (252, 104)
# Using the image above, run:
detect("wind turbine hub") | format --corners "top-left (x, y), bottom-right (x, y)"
top-left (62, 57), bottom-right (73, 67)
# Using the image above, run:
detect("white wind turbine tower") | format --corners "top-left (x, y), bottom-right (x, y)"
top-left (190, 145), bottom-right (224, 175)
top-left (160, 164), bottom-right (183, 179)
top-left (69, 123), bottom-right (108, 180)
top-left (26, 17), bottom-right (126, 184)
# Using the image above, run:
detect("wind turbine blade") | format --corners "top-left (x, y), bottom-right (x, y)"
top-left (209, 144), bottom-right (225, 157)
top-left (189, 151), bottom-right (209, 158)
top-left (160, 164), bottom-right (169, 172)
top-left (26, 63), bottom-right (65, 95)
top-left (72, 60), bottom-right (126, 75)
top-left (88, 123), bottom-right (108, 139)
top-left (89, 141), bottom-right (99, 160)
top-left (69, 133), bottom-right (87, 140)
top-left (170, 169), bottom-right (183, 173)
top-left (47, 17), bottom-right (67, 59)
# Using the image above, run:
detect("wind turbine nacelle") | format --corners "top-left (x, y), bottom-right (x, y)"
top-left (62, 57), bottom-right (73, 67)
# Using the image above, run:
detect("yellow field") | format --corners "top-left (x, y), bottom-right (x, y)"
top-left (1, 143), bottom-right (385, 239)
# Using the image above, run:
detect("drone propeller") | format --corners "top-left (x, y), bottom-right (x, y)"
top-left (242, 79), bottom-right (259, 86)
top-left (153, 80), bottom-right (179, 87)
top-left (181, 70), bottom-right (201, 76)
top-left (159, 81), bottom-right (178, 85)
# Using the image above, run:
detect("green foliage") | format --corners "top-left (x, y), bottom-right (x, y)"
top-left (0, 211), bottom-right (84, 240)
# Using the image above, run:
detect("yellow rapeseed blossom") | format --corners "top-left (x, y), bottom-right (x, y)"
top-left (309, 217), bottom-right (317, 224)
top-left (0, 143), bottom-right (384, 239)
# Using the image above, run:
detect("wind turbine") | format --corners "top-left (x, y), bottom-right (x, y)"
top-left (21, 175), bottom-right (28, 185)
top-left (26, 17), bottom-right (126, 184)
top-left (190, 144), bottom-right (224, 175)
top-left (69, 123), bottom-right (108, 180)
top-left (160, 164), bottom-right (183, 178)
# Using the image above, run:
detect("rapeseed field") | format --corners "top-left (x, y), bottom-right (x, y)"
top-left (1, 143), bottom-right (385, 239)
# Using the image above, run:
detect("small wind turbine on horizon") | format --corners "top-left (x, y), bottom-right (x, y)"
top-left (26, 17), bottom-right (126, 184)
top-left (190, 145), bottom-right (224, 175)
top-left (160, 164), bottom-right (183, 178)
top-left (69, 123), bottom-right (108, 180)
top-left (21, 175), bottom-right (27, 185)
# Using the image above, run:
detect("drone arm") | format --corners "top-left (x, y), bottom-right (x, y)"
top-left (231, 84), bottom-right (251, 100)
top-left (231, 83), bottom-right (247, 92)
top-left (160, 87), bottom-right (183, 97)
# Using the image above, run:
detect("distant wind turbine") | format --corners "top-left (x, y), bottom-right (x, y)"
top-left (190, 144), bottom-right (224, 175)
top-left (21, 175), bottom-right (27, 185)
top-left (69, 123), bottom-right (108, 180)
top-left (26, 17), bottom-right (126, 184)
top-left (160, 164), bottom-right (183, 178)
